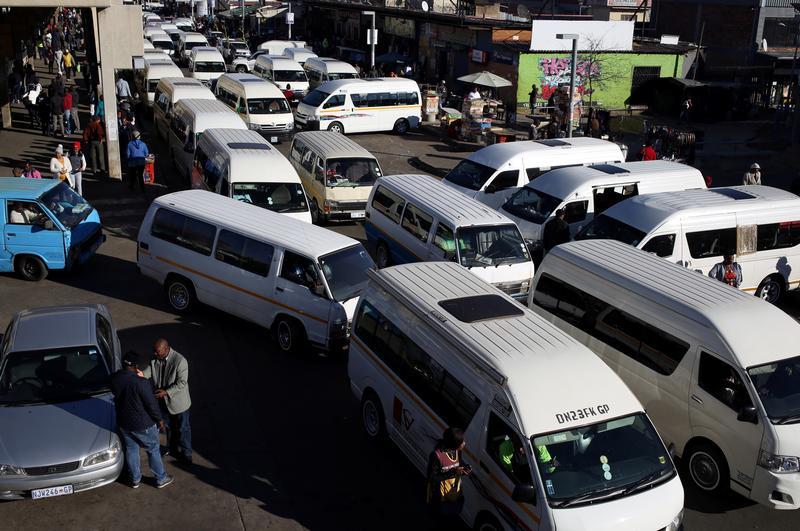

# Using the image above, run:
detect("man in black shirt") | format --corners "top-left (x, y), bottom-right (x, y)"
top-left (542, 208), bottom-right (571, 253)
top-left (110, 351), bottom-right (173, 489)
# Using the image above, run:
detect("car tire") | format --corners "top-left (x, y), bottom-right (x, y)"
top-left (361, 391), bottom-right (386, 440)
top-left (273, 315), bottom-right (305, 355)
top-left (375, 241), bottom-right (390, 269)
top-left (236, 65), bottom-right (247, 73)
top-left (393, 118), bottom-right (410, 135)
top-left (165, 276), bottom-right (196, 313)
top-left (756, 275), bottom-right (784, 304)
top-left (685, 441), bottom-right (729, 494)
top-left (327, 121), bottom-right (344, 134)
top-left (16, 255), bottom-right (48, 281)
top-left (474, 513), bottom-right (504, 531)
top-left (311, 199), bottom-right (321, 225)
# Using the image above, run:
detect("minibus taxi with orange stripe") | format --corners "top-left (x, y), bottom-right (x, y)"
top-left (348, 261), bottom-right (684, 531)
top-left (137, 190), bottom-right (375, 354)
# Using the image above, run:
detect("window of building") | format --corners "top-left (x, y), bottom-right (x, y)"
top-left (401, 203), bottom-right (433, 243)
top-left (371, 186), bottom-right (406, 224)
top-left (215, 229), bottom-right (274, 277)
top-left (150, 208), bottom-right (216, 256)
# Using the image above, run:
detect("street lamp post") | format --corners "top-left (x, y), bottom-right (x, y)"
top-left (363, 10), bottom-right (376, 70)
top-left (557, 33), bottom-right (579, 138)
top-left (288, 2), bottom-right (293, 39)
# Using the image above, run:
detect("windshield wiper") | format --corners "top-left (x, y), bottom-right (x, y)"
top-left (622, 469), bottom-right (670, 496)
top-left (555, 485), bottom-right (627, 508)
top-left (774, 413), bottom-right (800, 425)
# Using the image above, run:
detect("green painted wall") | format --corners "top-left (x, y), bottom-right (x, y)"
top-left (518, 52), bottom-right (685, 109)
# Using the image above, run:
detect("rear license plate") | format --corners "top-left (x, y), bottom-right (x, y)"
top-left (32, 485), bottom-right (73, 499)
top-left (270, 136), bottom-right (278, 143)
top-left (350, 212), bottom-right (365, 219)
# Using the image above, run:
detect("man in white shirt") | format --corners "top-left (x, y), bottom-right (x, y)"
top-left (468, 86), bottom-right (482, 100)
top-left (8, 203), bottom-right (40, 224)
top-left (116, 76), bottom-right (132, 99)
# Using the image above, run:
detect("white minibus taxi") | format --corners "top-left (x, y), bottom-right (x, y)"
top-left (303, 57), bottom-right (358, 89)
top-left (501, 160), bottom-right (706, 244)
top-left (349, 261), bottom-right (684, 531)
top-left (215, 73), bottom-right (294, 142)
top-left (257, 40), bottom-right (306, 56)
top-left (143, 58), bottom-right (183, 104)
top-left (289, 131), bottom-right (382, 224)
top-left (153, 77), bottom-right (215, 140)
top-left (443, 138), bottom-right (625, 209)
top-left (193, 128), bottom-right (311, 223)
top-left (296, 78), bottom-right (421, 135)
top-left (173, 18), bottom-right (194, 33)
top-left (188, 46), bottom-right (226, 85)
top-left (137, 190), bottom-right (375, 354)
top-left (530, 239), bottom-right (800, 509)
top-left (283, 47), bottom-right (317, 66)
top-left (178, 32), bottom-right (209, 64)
top-left (252, 56), bottom-right (310, 103)
top-left (365, 174), bottom-right (534, 301)
top-left (149, 32), bottom-right (175, 56)
top-left (166, 98), bottom-right (247, 180)
top-left (574, 185), bottom-right (800, 303)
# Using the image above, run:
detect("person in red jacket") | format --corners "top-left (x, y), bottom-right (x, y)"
top-left (639, 140), bottom-right (657, 161)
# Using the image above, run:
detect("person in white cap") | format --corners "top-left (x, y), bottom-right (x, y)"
top-left (743, 163), bottom-right (761, 185)
top-left (49, 144), bottom-right (73, 184)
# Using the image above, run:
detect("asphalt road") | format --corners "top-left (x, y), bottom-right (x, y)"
top-left (1, 116), bottom-right (799, 530)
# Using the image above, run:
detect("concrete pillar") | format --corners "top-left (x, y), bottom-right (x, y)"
top-left (96, 7), bottom-right (121, 180)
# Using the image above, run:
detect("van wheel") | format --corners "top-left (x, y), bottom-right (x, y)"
top-left (361, 391), bottom-right (386, 439)
top-left (393, 118), bottom-right (410, 135)
top-left (474, 513), bottom-right (504, 531)
top-left (685, 441), bottom-right (729, 494)
top-left (311, 199), bottom-right (323, 225)
top-left (16, 255), bottom-right (48, 281)
top-left (756, 275), bottom-right (784, 304)
top-left (327, 121), bottom-right (344, 134)
top-left (165, 276), bottom-right (196, 313)
top-left (375, 241), bottom-right (390, 269)
top-left (273, 316), bottom-right (306, 355)
top-left (236, 65), bottom-right (247, 73)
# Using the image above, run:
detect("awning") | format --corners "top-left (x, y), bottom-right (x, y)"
top-left (216, 5), bottom-right (259, 18)
top-left (256, 6), bottom-right (288, 19)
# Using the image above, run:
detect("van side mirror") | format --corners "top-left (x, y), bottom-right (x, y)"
top-left (485, 184), bottom-right (497, 194)
top-left (737, 405), bottom-right (758, 424)
top-left (511, 484), bottom-right (536, 504)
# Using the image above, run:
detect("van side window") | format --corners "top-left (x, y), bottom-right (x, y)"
top-left (400, 91), bottom-right (419, 105)
top-left (489, 171), bottom-right (519, 191)
top-left (151, 208), bottom-right (216, 256)
top-left (290, 139), bottom-right (307, 164)
top-left (698, 352), bottom-right (753, 412)
top-left (433, 224), bottom-right (457, 261)
top-left (280, 251), bottom-right (320, 290)
top-left (401, 204), bottom-right (433, 243)
top-left (7, 201), bottom-right (47, 226)
top-left (642, 234), bottom-right (676, 257)
top-left (354, 300), bottom-right (482, 428)
top-left (314, 157), bottom-right (325, 182)
top-left (323, 94), bottom-right (346, 109)
top-left (563, 201), bottom-right (588, 223)
top-left (526, 168), bottom-right (546, 181)
top-left (171, 114), bottom-right (188, 144)
top-left (220, 178), bottom-right (229, 197)
top-left (757, 221), bottom-right (800, 251)
top-left (301, 150), bottom-right (315, 173)
top-left (486, 413), bottom-right (532, 485)
top-left (215, 229), bottom-right (274, 277)
top-left (686, 228), bottom-right (737, 259)
top-left (533, 274), bottom-right (689, 375)
top-left (371, 186), bottom-right (406, 224)
top-left (95, 314), bottom-right (114, 369)
top-left (594, 184), bottom-right (638, 215)
top-left (351, 93), bottom-right (367, 108)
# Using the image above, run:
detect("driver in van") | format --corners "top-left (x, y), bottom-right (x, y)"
top-left (8, 202), bottom-right (44, 225)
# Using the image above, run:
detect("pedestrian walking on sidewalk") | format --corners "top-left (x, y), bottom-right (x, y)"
top-left (49, 144), bottom-right (72, 183)
top-left (126, 130), bottom-right (149, 193)
top-left (63, 49), bottom-right (75, 80)
top-left (23, 161), bottom-right (42, 179)
top-left (110, 351), bottom-right (174, 490)
top-left (69, 141), bottom-right (86, 195)
top-left (63, 89), bottom-right (73, 134)
top-left (69, 86), bottom-right (81, 133)
top-left (143, 338), bottom-right (193, 465)
top-left (84, 115), bottom-right (106, 177)
top-left (37, 92), bottom-right (51, 136)
top-left (743, 163), bottom-right (762, 185)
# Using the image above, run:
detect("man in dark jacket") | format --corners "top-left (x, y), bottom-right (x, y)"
top-left (110, 351), bottom-right (174, 489)
top-left (542, 208), bottom-right (571, 253)
top-left (49, 83), bottom-right (65, 137)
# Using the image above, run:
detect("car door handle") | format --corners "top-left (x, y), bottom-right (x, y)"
top-left (276, 286), bottom-right (285, 292)
top-left (691, 394), bottom-right (704, 405)
top-left (479, 461), bottom-right (490, 473)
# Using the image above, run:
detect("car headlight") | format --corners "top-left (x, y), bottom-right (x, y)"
top-left (83, 441), bottom-right (121, 468)
top-left (520, 280), bottom-right (530, 293)
top-left (285, 122), bottom-right (294, 130)
top-left (666, 509), bottom-right (683, 531)
top-left (759, 450), bottom-right (800, 473)
top-left (0, 464), bottom-right (26, 476)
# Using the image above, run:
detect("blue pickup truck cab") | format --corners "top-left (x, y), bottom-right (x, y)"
top-left (0, 178), bottom-right (104, 280)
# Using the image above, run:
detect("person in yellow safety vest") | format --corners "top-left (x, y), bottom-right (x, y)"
top-left (537, 444), bottom-right (557, 474)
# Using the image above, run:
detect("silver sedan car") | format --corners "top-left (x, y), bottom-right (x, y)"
top-left (0, 305), bottom-right (124, 500)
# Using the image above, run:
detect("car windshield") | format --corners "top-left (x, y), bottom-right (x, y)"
top-left (319, 245), bottom-right (375, 302)
top-left (0, 346), bottom-right (110, 405)
top-left (575, 214), bottom-right (647, 246)
top-left (502, 187), bottom-right (562, 225)
top-left (456, 225), bottom-right (530, 267)
top-left (444, 160), bottom-right (496, 191)
top-left (194, 61), bottom-right (225, 72)
top-left (274, 70), bottom-right (308, 82)
top-left (532, 413), bottom-right (675, 508)
top-left (232, 182), bottom-right (308, 213)
top-left (40, 182), bottom-right (93, 228)
top-left (247, 98), bottom-right (290, 115)
top-left (153, 41), bottom-right (174, 50)
top-left (748, 356), bottom-right (800, 423)
top-left (302, 89), bottom-right (329, 107)
top-left (325, 158), bottom-right (382, 187)
top-left (328, 72), bottom-right (358, 80)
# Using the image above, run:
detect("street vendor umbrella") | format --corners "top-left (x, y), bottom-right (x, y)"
top-left (456, 71), bottom-right (512, 88)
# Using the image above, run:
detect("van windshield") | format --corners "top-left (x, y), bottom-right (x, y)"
top-left (748, 356), bottom-right (800, 424)
top-left (302, 89), bottom-right (329, 107)
top-left (326, 158), bottom-right (382, 187)
top-left (40, 182), bottom-right (93, 228)
top-left (319, 245), bottom-right (375, 302)
top-left (194, 61), bottom-right (225, 73)
top-left (328, 72), bottom-right (358, 81)
top-left (153, 40), bottom-right (174, 51)
top-left (444, 160), bottom-right (496, 191)
top-left (532, 413), bottom-right (675, 508)
top-left (184, 41), bottom-right (205, 50)
top-left (456, 225), bottom-right (530, 267)
top-left (248, 98), bottom-right (290, 114)
top-left (502, 187), bottom-right (562, 225)
top-left (232, 182), bottom-right (308, 213)
top-left (575, 214), bottom-right (646, 246)
top-left (148, 80), bottom-right (159, 92)
top-left (274, 70), bottom-right (308, 82)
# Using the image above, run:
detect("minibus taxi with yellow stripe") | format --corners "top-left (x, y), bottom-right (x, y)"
top-left (137, 190), bottom-right (375, 354)
top-left (295, 77), bottom-right (421, 135)
top-left (348, 261), bottom-right (684, 531)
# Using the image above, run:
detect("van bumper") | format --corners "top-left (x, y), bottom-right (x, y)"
top-left (750, 466), bottom-right (800, 509)
top-left (68, 229), bottom-right (105, 269)
top-left (253, 128), bottom-right (294, 143)
top-left (295, 118), bottom-right (319, 131)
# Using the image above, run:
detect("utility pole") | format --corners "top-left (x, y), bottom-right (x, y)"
top-left (557, 33), bottom-right (579, 138)
top-left (288, 2), bottom-right (293, 39)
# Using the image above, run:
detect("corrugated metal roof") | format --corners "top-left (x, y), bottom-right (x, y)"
top-left (152, 190), bottom-right (357, 257)
top-left (378, 174), bottom-right (512, 227)
top-left (293, 131), bottom-right (374, 159)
